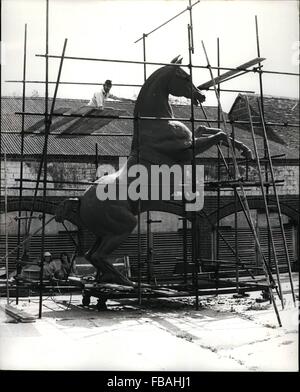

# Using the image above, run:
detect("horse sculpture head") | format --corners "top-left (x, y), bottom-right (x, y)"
top-left (167, 55), bottom-right (206, 105)
top-left (134, 55), bottom-right (206, 120)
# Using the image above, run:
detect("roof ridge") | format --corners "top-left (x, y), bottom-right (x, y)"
top-left (1, 95), bottom-right (222, 109)
top-left (1, 96), bottom-right (89, 102)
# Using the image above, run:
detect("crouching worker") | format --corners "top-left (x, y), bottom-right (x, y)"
top-left (43, 252), bottom-right (72, 280)
top-left (88, 79), bottom-right (114, 110)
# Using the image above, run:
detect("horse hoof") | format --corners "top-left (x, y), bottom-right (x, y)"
top-left (99, 274), bottom-right (134, 287)
top-left (96, 273), bottom-right (114, 284)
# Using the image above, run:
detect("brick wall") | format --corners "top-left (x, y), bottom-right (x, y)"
top-left (204, 163), bottom-right (299, 196)
top-left (1, 160), bottom-right (98, 197)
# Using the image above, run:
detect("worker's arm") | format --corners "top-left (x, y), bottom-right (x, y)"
top-left (108, 92), bottom-right (134, 102)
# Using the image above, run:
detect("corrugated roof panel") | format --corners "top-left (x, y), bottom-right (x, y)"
top-left (2, 96), bottom-right (298, 159)
top-left (3, 129), bottom-right (296, 160)
top-left (1, 133), bottom-right (131, 157)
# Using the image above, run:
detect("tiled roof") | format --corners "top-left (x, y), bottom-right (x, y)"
top-left (229, 93), bottom-right (299, 124)
top-left (228, 93), bottom-right (299, 151)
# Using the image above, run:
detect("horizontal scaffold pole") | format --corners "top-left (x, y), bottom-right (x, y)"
top-left (13, 177), bottom-right (285, 188)
top-left (5, 79), bottom-right (255, 94)
top-left (35, 54), bottom-right (300, 76)
top-left (14, 110), bottom-right (300, 128)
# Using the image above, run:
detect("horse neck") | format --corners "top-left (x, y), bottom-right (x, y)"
top-left (131, 73), bottom-right (174, 152)
top-left (134, 78), bottom-right (173, 117)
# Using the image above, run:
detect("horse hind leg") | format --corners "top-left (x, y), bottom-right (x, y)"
top-left (85, 237), bottom-right (102, 263)
top-left (90, 232), bottom-right (135, 286)
top-left (84, 204), bottom-right (137, 286)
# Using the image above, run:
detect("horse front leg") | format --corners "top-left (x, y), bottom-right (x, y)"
top-left (221, 133), bottom-right (253, 160)
top-left (193, 128), bottom-right (226, 154)
top-left (194, 125), bottom-right (222, 138)
top-left (194, 126), bottom-right (253, 160)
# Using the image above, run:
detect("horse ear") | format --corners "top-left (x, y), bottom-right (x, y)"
top-left (170, 55), bottom-right (182, 64)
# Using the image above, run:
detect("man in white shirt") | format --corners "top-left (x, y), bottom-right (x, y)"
top-left (88, 79), bottom-right (113, 109)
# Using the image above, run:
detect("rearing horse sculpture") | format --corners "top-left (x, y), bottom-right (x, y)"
top-left (56, 55), bottom-right (252, 286)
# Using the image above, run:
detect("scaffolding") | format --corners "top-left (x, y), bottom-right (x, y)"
top-left (1, 0), bottom-right (298, 325)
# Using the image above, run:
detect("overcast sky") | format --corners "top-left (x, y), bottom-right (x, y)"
top-left (1, 0), bottom-right (299, 111)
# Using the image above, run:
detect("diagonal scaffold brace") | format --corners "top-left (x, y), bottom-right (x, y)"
top-left (201, 40), bottom-right (283, 327)
top-left (256, 98), bottom-right (296, 306)
top-left (26, 38), bottom-right (68, 236)
top-left (0, 216), bottom-right (56, 264)
top-left (245, 96), bottom-right (284, 308)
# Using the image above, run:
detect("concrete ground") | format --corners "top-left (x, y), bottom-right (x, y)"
top-left (0, 273), bottom-right (298, 371)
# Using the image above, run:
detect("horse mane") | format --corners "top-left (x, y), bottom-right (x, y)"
top-left (131, 59), bottom-right (183, 153)
top-left (134, 65), bottom-right (175, 116)
top-left (134, 55), bottom-right (183, 116)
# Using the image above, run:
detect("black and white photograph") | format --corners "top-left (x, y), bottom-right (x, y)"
top-left (0, 0), bottom-right (299, 376)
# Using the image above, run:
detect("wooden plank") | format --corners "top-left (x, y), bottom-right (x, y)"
top-left (60, 107), bottom-right (126, 135)
top-left (25, 107), bottom-right (71, 133)
top-left (4, 304), bottom-right (36, 323)
top-left (198, 57), bottom-right (266, 90)
top-left (57, 106), bottom-right (98, 134)
top-left (47, 107), bottom-right (90, 132)
top-left (82, 284), bottom-right (265, 300)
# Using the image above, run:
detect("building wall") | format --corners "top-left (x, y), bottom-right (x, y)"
top-left (2, 159), bottom-right (299, 196)
top-left (204, 163), bottom-right (299, 197)
top-left (1, 158), bottom-right (299, 236)
top-left (1, 158), bottom-right (298, 273)
top-left (0, 160), bottom-right (98, 198)
top-left (0, 211), bottom-right (77, 236)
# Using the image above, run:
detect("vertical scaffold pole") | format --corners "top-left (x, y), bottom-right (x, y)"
top-left (95, 143), bottom-right (99, 176)
top-left (142, 32), bottom-right (152, 285)
top-left (187, 23), bottom-right (199, 310)
top-left (16, 23), bottom-right (27, 305)
top-left (255, 15), bottom-right (295, 306)
top-left (188, 0), bottom-right (194, 55)
top-left (257, 100), bottom-right (296, 306)
top-left (38, 1), bottom-right (67, 318)
top-left (182, 214), bottom-right (188, 285)
top-left (38, 37), bottom-right (67, 319)
top-left (142, 34), bottom-right (147, 81)
top-left (4, 146), bottom-right (9, 304)
top-left (216, 37), bottom-right (221, 292)
top-left (201, 40), bottom-right (282, 326)
top-left (245, 97), bottom-right (284, 308)
top-left (255, 15), bottom-right (272, 271)
top-left (231, 124), bottom-right (240, 293)
top-left (39, 0), bottom-right (50, 319)
top-left (136, 112), bottom-right (142, 304)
